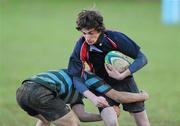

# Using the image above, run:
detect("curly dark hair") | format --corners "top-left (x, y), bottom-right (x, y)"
top-left (76, 10), bottom-right (105, 32)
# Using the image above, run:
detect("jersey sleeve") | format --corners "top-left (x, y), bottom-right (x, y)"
top-left (73, 76), bottom-right (88, 94)
top-left (114, 32), bottom-right (147, 74)
top-left (112, 31), bottom-right (140, 59)
top-left (68, 37), bottom-right (90, 94)
top-left (68, 38), bottom-right (84, 77)
top-left (111, 31), bottom-right (148, 73)
top-left (128, 51), bottom-right (148, 73)
top-left (83, 71), bottom-right (112, 94)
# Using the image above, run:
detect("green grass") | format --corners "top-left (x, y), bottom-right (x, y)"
top-left (1, 0), bottom-right (180, 126)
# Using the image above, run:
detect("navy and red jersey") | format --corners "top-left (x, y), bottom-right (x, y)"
top-left (68, 30), bottom-right (147, 94)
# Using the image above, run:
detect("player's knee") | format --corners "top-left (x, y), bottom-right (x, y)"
top-left (102, 107), bottom-right (118, 117)
top-left (101, 107), bottom-right (118, 126)
top-left (107, 119), bottom-right (118, 126)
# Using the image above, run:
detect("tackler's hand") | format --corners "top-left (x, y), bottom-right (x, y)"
top-left (93, 96), bottom-right (109, 108)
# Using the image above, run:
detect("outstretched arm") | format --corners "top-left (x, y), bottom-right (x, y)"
top-left (105, 89), bottom-right (149, 103)
top-left (72, 104), bottom-right (102, 122)
top-left (83, 71), bottom-right (149, 104)
top-left (83, 90), bottom-right (109, 107)
top-left (74, 77), bottom-right (109, 108)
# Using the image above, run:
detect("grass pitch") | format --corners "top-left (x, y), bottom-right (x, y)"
top-left (1, 0), bottom-right (180, 126)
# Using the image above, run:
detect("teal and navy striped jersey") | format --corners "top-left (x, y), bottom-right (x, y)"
top-left (24, 69), bottom-right (111, 104)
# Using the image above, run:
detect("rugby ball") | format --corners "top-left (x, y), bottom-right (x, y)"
top-left (105, 51), bottom-right (131, 73)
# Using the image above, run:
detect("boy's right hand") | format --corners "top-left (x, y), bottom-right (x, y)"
top-left (92, 96), bottom-right (109, 107)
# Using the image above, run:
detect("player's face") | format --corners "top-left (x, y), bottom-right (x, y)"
top-left (81, 28), bottom-right (101, 45)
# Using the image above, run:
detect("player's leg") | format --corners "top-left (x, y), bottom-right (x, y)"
top-left (34, 115), bottom-right (50, 126)
top-left (116, 77), bottom-right (150, 126)
top-left (36, 120), bottom-right (49, 126)
top-left (101, 107), bottom-right (119, 126)
top-left (34, 111), bottom-right (79, 126)
top-left (35, 112), bottom-right (79, 126)
top-left (93, 91), bottom-right (121, 126)
top-left (130, 110), bottom-right (150, 126)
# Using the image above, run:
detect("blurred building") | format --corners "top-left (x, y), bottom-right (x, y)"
top-left (162, 0), bottom-right (180, 24)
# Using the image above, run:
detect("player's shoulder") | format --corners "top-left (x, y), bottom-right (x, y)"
top-left (104, 29), bottom-right (126, 42)
top-left (105, 29), bottom-right (125, 38)
top-left (74, 36), bottom-right (86, 50)
top-left (75, 36), bottom-right (86, 46)
top-left (76, 36), bottom-right (85, 44)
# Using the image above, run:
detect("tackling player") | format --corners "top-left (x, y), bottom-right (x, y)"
top-left (16, 69), bottom-right (148, 126)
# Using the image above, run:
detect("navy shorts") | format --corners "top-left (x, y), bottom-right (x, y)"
top-left (16, 81), bottom-right (71, 121)
top-left (95, 76), bottom-right (145, 113)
